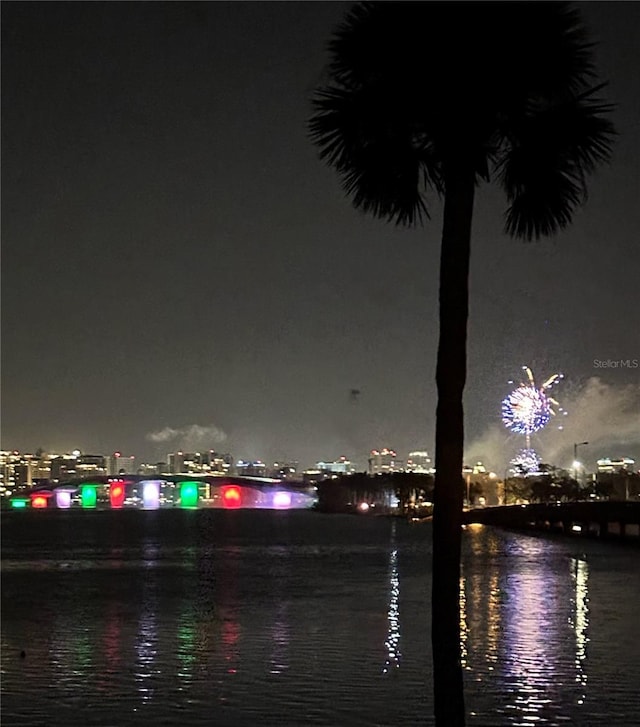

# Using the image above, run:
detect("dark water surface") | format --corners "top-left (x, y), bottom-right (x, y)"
top-left (2, 510), bottom-right (639, 726)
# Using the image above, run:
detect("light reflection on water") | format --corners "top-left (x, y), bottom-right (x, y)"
top-left (268, 601), bottom-right (290, 676)
top-left (461, 532), bottom-right (597, 726)
top-left (383, 521), bottom-right (401, 674)
top-left (571, 557), bottom-right (589, 705)
top-left (1, 510), bottom-right (639, 726)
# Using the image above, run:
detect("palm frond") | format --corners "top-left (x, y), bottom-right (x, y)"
top-left (499, 87), bottom-right (616, 240)
top-left (309, 1), bottom-right (614, 235)
top-left (500, 2), bottom-right (597, 97)
top-left (309, 85), bottom-right (440, 226)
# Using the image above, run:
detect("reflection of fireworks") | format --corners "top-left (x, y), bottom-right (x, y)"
top-left (502, 366), bottom-right (565, 437)
top-left (510, 448), bottom-right (541, 476)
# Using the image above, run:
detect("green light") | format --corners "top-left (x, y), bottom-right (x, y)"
top-left (11, 498), bottom-right (28, 509)
top-left (180, 481), bottom-right (199, 508)
top-left (81, 484), bottom-right (98, 509)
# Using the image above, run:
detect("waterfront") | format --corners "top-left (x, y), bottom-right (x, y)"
top-left (2, 510), bottom-right (639, 726)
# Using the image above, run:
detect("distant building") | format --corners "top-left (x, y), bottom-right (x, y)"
top-left (1, 450), bottom-right (57, 493)
top-left (165, 450), bottom-right (233, 475)
top-left (270, 461), bottom-right (299, 480)
top-left (76, 454), bottom-right (107, 478)
top-left (236, 460), bottom-right (267, 478)
top-left (167, 451), bottom-right (185, 474)
top-left (368, 448), bottom-right (399, 475)
top-left (406, 450), bottom-right (434, 474)
top-left (137, 462), bottom-right (163, 477)
top-left (203, 451), bottom-right (233, 474)
top-left (316, 456), bottom-right (355, 477)
top-left (0, 451), bottom-right (20, 494)
top-left (107, 453), bottom-right (136, 476)
top-left (302, 469), bottom-right (323, 485)
top-left (50, 455), bottom-right (78, 482)
top-left (596, 457), bottom-right (635, 473)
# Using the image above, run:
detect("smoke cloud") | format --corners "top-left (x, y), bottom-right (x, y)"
top-left (146, 423), bottom-right (227, 451)
top-left (466, 377), bottom-right (639, 472)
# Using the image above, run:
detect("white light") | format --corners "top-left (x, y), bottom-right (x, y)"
top-left (56, 491), bottom-right (71, 509)
top-left (359, 502), bottom-right (370, 512)
top-left (142, 481), bottom-right (160, 510)
top-left (572, 525), bottom-right (582, 533)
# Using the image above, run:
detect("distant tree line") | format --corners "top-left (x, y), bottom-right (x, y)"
top-left (505, 467), bottom-right (640, 504)
top-left (315, 472), bottom-right (435, 514)
top-left (316, 469), bottom-right (640, 513)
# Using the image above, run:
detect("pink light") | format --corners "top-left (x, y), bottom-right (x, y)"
top-left (273, 491), bottom-right (292, 508)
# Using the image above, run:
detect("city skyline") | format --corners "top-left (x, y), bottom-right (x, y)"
top-left (2, 440), bottom-right (636, 481)
top-left (3, 3), bottom-right (639, 472)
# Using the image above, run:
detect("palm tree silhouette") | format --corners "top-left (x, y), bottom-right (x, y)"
top-left (309, 3), bottom-right (614, 724)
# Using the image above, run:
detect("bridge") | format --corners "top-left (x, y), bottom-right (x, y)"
top-left (7, 474), bottom-right (318, 511)
top-left (464, 501), bottom-right (640, 542)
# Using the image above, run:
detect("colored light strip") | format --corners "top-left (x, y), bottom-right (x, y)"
top-left (180, 482), bottom-right (198, 508)
top-left (56, 491), bottom-right (72, 509)
top-left (110, 482), bottom-right (125, 509)
top-left (81, 484), bottom-right (98, 509)
top-left (142, 480), bottom-right (160, 510)
top-left (222, 485), bottom-right (242, 508)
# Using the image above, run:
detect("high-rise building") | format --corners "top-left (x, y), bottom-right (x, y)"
top-left (76, 454), bottom-right (107, 477)
top-left (270, 461), bottom-right (300, 480)
top-left (204, 451), bottom-right (233, 474)
top-left (406, 450), bottom-right (434, 474)
top-left (0, 451), bottom-right (20, 494)
top-left (138, 462), bottom-right (163, 476)
top-left (596, 457), bottom-right (635, 473)
top-left (107, 453), bottom-right (136, 476)
top-left (167, 451), bottom-right (185, 474)
top-left (50, 455), bottom-right (78, 482)
top-left (236, 460), bottom-right (267, 478)
top-left (316, 456), bottom-right (355, 476)
top-left (368, 448), bottom-right (398, 475)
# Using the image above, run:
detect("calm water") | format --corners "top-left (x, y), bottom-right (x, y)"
top-left (2, 510), bottom-right (639, 726)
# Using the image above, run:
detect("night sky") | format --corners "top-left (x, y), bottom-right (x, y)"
top-left (2, 2), bottom-right (639, 471)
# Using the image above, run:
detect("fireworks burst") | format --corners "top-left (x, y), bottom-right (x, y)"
top-left (510, 448), bottom-right (542, 476)
top-left (502, 366), bottom-right (566, 437)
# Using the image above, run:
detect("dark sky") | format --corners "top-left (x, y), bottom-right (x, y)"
top-left (2, 2), bottom-right (639, 471)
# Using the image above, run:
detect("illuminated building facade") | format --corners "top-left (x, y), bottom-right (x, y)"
top-left (316, 456), bottom-right (355, 476)
top-left (49, 455), bottom-right (78, 482)
top-left (270, 461), bottom-right (300, 480)
top-left (236, 460), bottom-right (267, 477)
top-left (405, 450), bottom-right (434, 474)
top-left (76, 454), bottom-right (107, 477)
top-left (167, 451), bottom-right (185, 474)
top-left (596, 457), bottom-right (635, 473)
top-left (166, 450), bottom-right (233, 475)
top-left (368, 448), bottom-right (399, 475)
top-left (107, 453), bottom-right (136, 475)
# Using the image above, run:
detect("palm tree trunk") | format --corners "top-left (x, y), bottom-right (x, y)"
top-left (432, 163), bottom-right (475, 726)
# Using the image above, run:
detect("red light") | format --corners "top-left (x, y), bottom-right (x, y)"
top-left (110, 482), bottom-right (125, 508)
top-left (222, 486), bottom-right (242, 508)
top-left (32, 495), bottom-right (48, 509)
